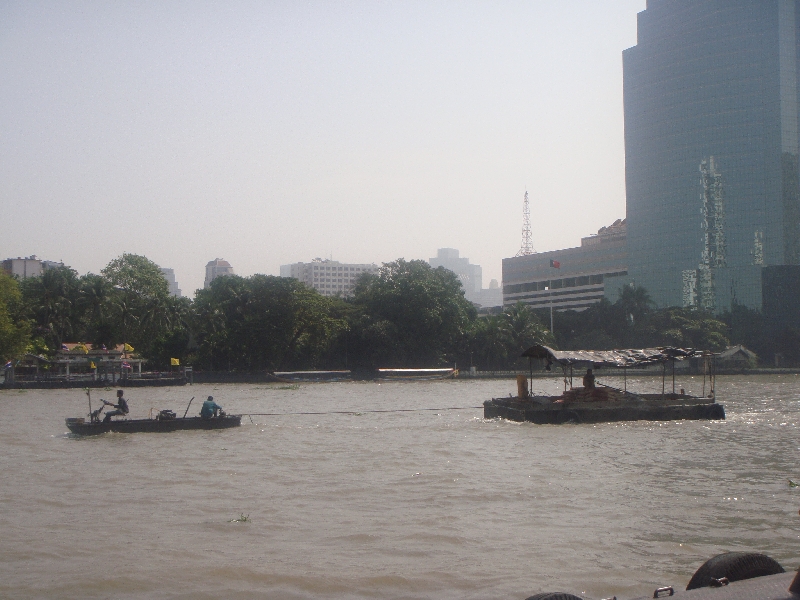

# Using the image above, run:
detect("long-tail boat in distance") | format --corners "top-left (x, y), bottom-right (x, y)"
top-left (65, 393), bottom-right (241, 435)
top-left (484, 345), bottom-right (724, 424)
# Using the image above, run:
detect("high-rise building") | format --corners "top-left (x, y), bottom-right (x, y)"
top-left (623, 0), bottom-right (800, 312)
top-left (429, 249), bottom-right (483, 303)
top-left (160, 267), bottom-right (182, 297)
top-left (280, 258), bottom-right (378, 297)
top-left (204, 258), bottom-right (235, 289)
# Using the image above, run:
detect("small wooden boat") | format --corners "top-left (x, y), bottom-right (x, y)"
top-left (376, 368), bottom-right (457, 381)
top-left (484, 345), bottom-right (725, 424)
top-left (65, 413), bottom-right (241, 435)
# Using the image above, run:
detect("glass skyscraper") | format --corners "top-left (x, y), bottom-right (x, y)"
top-left (623, 0), bottom-right (800, 312)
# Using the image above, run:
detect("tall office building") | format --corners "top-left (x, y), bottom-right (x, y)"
top-left (159, 267), bottom-right (182, 297)
top-left (429, 249), bottom-right (483, 304)
top-left (204, 258), bottom-right (235, 289)
top-left (623, 0), bottom-right (800, 314)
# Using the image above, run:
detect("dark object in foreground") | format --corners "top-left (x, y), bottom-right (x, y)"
top-left (686, 552), bottom-right (785, 590)
top-left (65, 414), bottom-right (242, 435)
top-left (526, 551), bottom-right (795, 599)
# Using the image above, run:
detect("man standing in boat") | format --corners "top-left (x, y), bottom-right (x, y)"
top-left (200, 396), bottom-right (223, 419)
top-left (103, 389), bottom-right (130, 422)
top-left (583, 368), bottom-right (596, 389)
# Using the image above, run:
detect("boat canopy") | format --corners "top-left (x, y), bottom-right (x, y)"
top-left (521, 345), bottom-right (702, 368)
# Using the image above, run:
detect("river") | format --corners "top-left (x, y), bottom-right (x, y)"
top-left (1, 375), bottom-right (798, 599)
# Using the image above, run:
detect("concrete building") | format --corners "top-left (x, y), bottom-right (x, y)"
top-left (2, 255), bottom-right (63, 278)
top-left (160, 268), bottom-right (182, 297)
top-left (429, 248), bottom-right (483, 304)
top-left (280, 258), bottom-right (378, 297)
top-left (623, 0), bottom-right (800, 313)
top-left (502, 220), bottom-right (628, 311)
top-left (474, 279), bottom-right (503, 309)
top-left (204, 259), bottom-right (235, 289)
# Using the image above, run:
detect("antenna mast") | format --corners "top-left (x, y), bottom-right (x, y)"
top-left (515, 190), bottom-right (535, 256)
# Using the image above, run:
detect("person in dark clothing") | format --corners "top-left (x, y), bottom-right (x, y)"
top-left (103, 389), bottom-right (130, 422)
top-left (583, 368), bottom-right (596, 389)
top-left (200, 396), bottom-right (223, 419)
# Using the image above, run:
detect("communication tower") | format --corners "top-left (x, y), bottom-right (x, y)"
top-left (515, 190), bottom-right (536, 256)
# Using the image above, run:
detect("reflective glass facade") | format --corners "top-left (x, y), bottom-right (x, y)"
top-left (623, 0), bottom-right (800, 311)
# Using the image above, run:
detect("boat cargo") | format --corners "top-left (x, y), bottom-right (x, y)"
top-left (484, 345), bottom-right (725, 424)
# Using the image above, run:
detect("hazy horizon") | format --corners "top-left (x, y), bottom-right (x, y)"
top-left (1, 1), bottom-right (646, 296)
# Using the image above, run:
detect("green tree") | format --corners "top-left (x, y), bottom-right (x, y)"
top-left (76, 273), bottom-right (115, 349)
top-left (101, 254), bottom-right (170, 354)
top-left (502, 302), bottom-right (555, 360)
top-left (193, 274), bottom-right (344, 371)
top-left (0, 274), bottom-right (31, 361)
top-left (466, 315), bottom-right (510, 370)
top-left (639, 307), bottom-right (729, 351)
top-left (348, 259), bottom-right (476, 367)
top-left (19, 265), bottom-right (80, 350)
top-left (102, 253), bottom-right (169, 300)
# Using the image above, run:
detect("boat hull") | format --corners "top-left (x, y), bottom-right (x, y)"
top-left (484, 396), bottom-right (725, 424)
top-left (65, 415), bottom-right (242, 435)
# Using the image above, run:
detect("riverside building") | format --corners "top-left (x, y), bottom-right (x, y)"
top-left (623, 0), bottom-right (800, 315)
top-left (280, 259), bottom-right (378, 297)
top-left (502, 220), bottom-right (628, 311)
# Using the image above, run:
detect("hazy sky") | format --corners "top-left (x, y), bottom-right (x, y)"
top-left (1, 1), bottom-right (646, 296)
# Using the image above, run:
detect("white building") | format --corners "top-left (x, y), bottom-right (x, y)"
top-left (2, 255), bottom-right (63, 279)
top-left (160, 267), bottom-right (182, 297)
top-left (204, 258), bottom-right (235, 289)
top-left (280, 258), bottom-right (378, 297)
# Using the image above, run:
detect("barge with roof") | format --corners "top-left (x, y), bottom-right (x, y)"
top-left (484, 345), bottom-right (725, 424)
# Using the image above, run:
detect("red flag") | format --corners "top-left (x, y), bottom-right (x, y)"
top-left (550, 259), bottom-right (561, 268)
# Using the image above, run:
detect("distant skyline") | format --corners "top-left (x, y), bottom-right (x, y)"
top-left (1, 1), bottom-right (646, 295)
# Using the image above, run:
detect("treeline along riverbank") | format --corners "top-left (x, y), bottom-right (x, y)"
top-left (2, 253), bottom-right (796, 376)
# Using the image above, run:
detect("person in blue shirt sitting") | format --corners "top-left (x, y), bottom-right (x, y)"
top-left (200, 395), bottom-right (223, 419)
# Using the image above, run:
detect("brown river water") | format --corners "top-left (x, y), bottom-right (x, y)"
top-left (1, 375), bottom-right (799, 600)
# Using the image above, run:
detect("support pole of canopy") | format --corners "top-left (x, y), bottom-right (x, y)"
top-left (661, 362), bottom-right (666, 398)
top-left (624, 366), bottom-right (627, 392)
top-left (710, 353), bottom-right (716, 399)
top-left (528, 357), bottom-right (533, 397)
top-left (702, 354), bottom-right (707, 398)
top-left (672, 358), bottom-right (676, 395)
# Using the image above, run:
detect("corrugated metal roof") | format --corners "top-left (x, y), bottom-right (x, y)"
top-left (521, 345), bottom-right (702, 367)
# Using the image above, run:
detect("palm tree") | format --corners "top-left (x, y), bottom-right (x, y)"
top-left (502, 302), bottom-right (555, 356)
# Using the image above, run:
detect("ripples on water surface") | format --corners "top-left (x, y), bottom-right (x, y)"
top-left (1, 375), bottom-right (799, 599)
